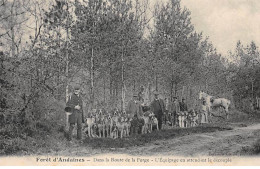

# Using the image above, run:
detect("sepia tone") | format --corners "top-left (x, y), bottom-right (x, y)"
top-left (0, 0), bottom-right (260, 166)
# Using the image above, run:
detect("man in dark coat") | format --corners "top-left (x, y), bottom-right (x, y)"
top-left (138, 86), bottom-right (145, 105)
top-left (150, 91), bottom-right (165, 130)
top-left (126, 93), bottom-right (144, 134)
top-left (168, 96), bottom-right (180, 126)
top-left (126, 93), bottom-right (144, 119)
top-left (66, 85), bottom-right (85, 141)
top-left (179, 98), bottom-right (188, 112)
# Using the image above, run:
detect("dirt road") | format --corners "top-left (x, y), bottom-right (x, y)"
top-left (51, 123), bottom-right (260, 157)
top-left (122, 123), bottom-right (260, 156)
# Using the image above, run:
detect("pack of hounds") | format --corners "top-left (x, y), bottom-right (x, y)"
top-left (82, 108), bottom-right (200, 139)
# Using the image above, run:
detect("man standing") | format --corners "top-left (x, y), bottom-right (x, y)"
top-left (126, 93), bottom-right (144, 134)
top-left (179, 98), bottom-right (188, 112)
top-left (66, 85), bottom-right (85, 141)
top-left (168, 96), bottom-right (180, 127)
top-left (200, 100), bottom-right (210, 125)
top-left (179, 98), bottom-right (188, 127)
top-left (150, 91), bottom-right (165, 130)
top-left (138, 86), bottom-right (145, 105)
top-left (126, 93), bottom-right (144, 119)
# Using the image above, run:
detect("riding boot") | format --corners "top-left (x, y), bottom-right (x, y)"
top-left (68, 123), bottom-right (75, 141)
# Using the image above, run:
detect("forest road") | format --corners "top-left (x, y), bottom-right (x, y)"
top-left (122, 123), bottom-right (260, 156)
top-left (57, 123), bottom-right (260, 156)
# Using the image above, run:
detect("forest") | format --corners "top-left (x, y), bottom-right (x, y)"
top-left (0, 0), bottom-right (260, 155)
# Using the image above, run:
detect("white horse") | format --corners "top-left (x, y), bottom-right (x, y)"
top-left (199, 91), bottom-right (231, 119)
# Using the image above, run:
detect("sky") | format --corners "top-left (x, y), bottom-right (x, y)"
top-left (2, 0), bottom-right (259, 57)
top-left (150, 0), bottom-right (260, 55)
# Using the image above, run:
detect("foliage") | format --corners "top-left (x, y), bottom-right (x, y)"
top-left (1, 0), bottom-right (260, 155)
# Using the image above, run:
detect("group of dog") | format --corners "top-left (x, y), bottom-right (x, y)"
top-left (82, 109), bottom-right (160, 139)
top-left (82, 108), bottom-right (200, 139)
top-left (164, 109), bottom-right (200, 128)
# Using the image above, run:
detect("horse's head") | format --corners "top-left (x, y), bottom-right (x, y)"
top-left (199, 91), bottom-right (208, 100)
top-left (199, 91), bottom-right (203, 100)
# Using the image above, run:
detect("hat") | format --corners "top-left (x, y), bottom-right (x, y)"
top-left (133, 93), bottom-right (138, 97)
top-left (74, 85), bottom-right (80, 90)
top-left (153, 91), bottom-right (159, 95)
top-left (65, 106), bottom-right (72, 112)
top-left (173, 96), bottom-right (177, 99)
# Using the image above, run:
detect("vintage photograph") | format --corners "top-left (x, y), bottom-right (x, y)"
top-left (0, 0), bottom-right (260, 166)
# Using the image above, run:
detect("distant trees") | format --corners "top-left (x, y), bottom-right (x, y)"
top-left (228, 41), bottom-right (260, 109)
top-left (1, 0), bottom-right (260, 122)
top-left (149, 0), bottom-right (212, 107)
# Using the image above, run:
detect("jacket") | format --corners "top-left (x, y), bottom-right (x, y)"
top-left (126, 100), bottom-right (144, 119)
top-left (66, 93), bottom-right (84, 123)
top-left (150, 99), bottom-right (165, 116)
top-left (168, 101), bottom-right (180, 114)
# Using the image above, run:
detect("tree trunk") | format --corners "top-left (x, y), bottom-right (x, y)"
top-left (155, 74), bottom-right (158, 91)
top-left (174, 82), bottom-right (177, 97)
top-left (103, 76), bottom-right (106, 106)
top-left (205, 78), bottom-right (208, 93)
top-left (251, 79), bottom-right (254, 101)
top-left (121, 47), bottom-right (125, 111)
top-left (133, 79), bottom-right (136, 92)
top-left (10, 1), bottom-right (15, 57)
top-left (65, 2), bottom-right (69, 103)
top-left (65, 2), bottom-right (70, 131)
top-left (148, 83), bottom-right (152, 102)
top-left (181, 86), bottom-right (185, 100)
top-left (170, 80), bottom-right (174, 102)
top-left (90, 47), bottom-right (94, 109)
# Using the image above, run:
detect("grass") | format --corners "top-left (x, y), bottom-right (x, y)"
top-left (3, 108), bottom-right (259, 156)
top-left (82, 124), bottom-right (233, 149)
top-left (239, 138), bottom-right (260, 155)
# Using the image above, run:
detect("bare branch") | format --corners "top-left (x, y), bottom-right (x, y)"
top-left (0, 30), bottom-right (9, 38)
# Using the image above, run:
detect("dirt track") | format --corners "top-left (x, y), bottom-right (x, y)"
top-left (55, 123), bottom-right (260, 156)
top-left (122, 123), bottom-right (260, 156)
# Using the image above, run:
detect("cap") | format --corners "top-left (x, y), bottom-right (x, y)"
top-left (133, 93), bottom-right (138, 97)
top-left (153, 91), bottom-right (159, 95)
top-left (74, 85), bottom-right (80, 90)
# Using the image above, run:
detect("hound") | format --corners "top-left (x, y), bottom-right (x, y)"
top-left (111, 122), bottom-right (118, 139)
top-left (149, 112), bottom-right (159, 131)
top-left (96, 115), bottom-right (105, 138)
top-left (104, 114), bottom-right (112, 137)
top-left (142, 111), bottom-right (151, 134)
top-left (124, 114), bottom-right (131, 136)
top-left (84, 114), bottom-right (97, 138)
top-left (117, 116), bottom-right (126, 138)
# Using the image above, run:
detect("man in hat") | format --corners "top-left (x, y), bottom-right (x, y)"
top-left (66, 85), bottom-right (85, 141)
top-left (179, 98), bottom-right (188, 112)
top-left (168, 96), bottom-right (180, 127)
top-left (179, 98), bottom-right (188, 127)
top-left (138, 85), bottom-right (145, 105)
top-left (150, 91), bottom-right (165, 130)
top-left (126, 93), bottom-right (144, 134)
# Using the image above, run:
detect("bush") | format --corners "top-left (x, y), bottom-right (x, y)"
top-left (0, 96), bottom-right (67, 156)
top-left (240, 138), bottom-right (260, 155)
